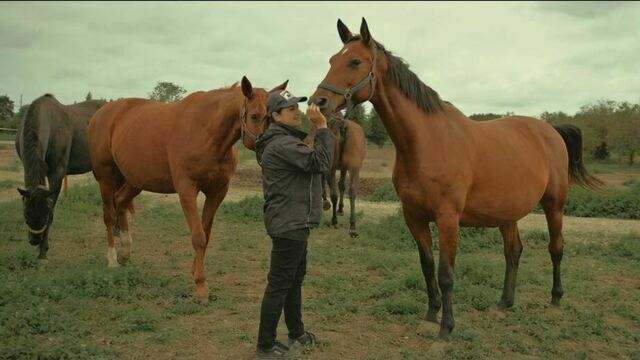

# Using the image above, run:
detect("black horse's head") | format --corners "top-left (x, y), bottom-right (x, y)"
top-left (17, 186), bottom-right (54, 245)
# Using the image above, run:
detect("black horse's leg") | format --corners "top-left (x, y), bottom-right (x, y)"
top-left (39, 172), bottom-right (64, 259)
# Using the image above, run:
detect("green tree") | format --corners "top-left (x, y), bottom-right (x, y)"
top-left (469, 113), bottom-right (505, 121)
top-left (347, 104), bottom-right (367, 127)
top-left (609, 102), bottom-right (640, 165)
top-left (85, 92), bottom-right (92, 101)
top-left (149, 81), bottom-right (187, 103)
top-left (0, 95), bottom-right (14, 125)
top-left (366, 107), bottom-right (388, 148)
top-left (540, 111), bottom-right (572, 125)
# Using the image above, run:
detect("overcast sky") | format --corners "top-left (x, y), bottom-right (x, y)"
top-left (1, 1), bottom-right (639, 116)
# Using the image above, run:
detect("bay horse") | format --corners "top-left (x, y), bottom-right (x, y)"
top-left (309, 114), bottom-right (366, 237)
top-left (88, 77), bottom-right (287, 300)
top-left (309, 18), bottom-right (603, 340)
top-left (15, 94), bottom-right (106, 259)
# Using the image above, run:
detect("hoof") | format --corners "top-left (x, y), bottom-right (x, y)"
top-left (550, 298), bottom-right (561, 307)
top-left (497, 300), bottom-right (513, 310)
top-left (117, 255), bottom-right (130, 265)
top-left (437, 328), bottom-right (451, 341)
top-left (425, 311), bottom-right (439, 324)
top-left (194, 284), bottom-right (209, 303)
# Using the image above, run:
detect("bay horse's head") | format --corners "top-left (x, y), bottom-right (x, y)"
top-left (239, 76), bottom-right (288, 150)
top-left (17, 186), bottom-right (54, 246)
top-left (310, 18), bottom-right (384, 116)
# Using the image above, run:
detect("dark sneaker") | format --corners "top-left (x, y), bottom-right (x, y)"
top-left (256, 341), bottom-right (296, 359)
top-left (288, 331), bottom-right (318, 348)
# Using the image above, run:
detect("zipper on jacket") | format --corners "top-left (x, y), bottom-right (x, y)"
top-left (307, 175), bottom-right (313, 226)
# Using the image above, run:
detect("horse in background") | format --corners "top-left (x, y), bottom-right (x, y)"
top-left (310, 18), bottom-right (603, 340)
top-left (15, 94), bottom-right (106, 259)
top-left (305, 114), bottom-right (366, 238)
top-left (88, 76), bottom-right (287, 300)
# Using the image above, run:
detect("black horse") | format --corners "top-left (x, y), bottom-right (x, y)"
top-left (15, 94), bottom-right (106, 259)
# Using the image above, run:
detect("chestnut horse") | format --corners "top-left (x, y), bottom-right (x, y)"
top-left (310, 19), bottom-right (603, 340)
top-left (88, 77), bottom-right (287, 300)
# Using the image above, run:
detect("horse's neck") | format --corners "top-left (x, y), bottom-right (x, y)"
top-left (371, 84), bottom-right (464, 155)
top-left (198, 90), bottom-right (244, 155)
top-left (21, 115), bottom-right (49, 188)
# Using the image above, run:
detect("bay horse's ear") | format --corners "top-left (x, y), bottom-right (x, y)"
top-left (241, 76), bottom-right (253, 98)
top-left (17, 187), bottom-right (28, 197)
top-left (360, 17), bottom-right (372, 46)
top-left (270, 80), bottom-right (288, 93)
top-left (337, 19), bottom-right (353, 44)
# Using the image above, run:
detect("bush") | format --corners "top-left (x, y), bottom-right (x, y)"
top-left (564, 181), bottom-right (640, 219)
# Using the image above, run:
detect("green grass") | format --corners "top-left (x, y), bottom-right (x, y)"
top-left (1, 186), bottom-right (638, 359)
top-left (585, 158), bottom-right (640, 175)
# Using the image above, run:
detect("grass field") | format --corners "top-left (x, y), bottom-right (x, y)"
top-left (1, 143), bottom-right (639, 359)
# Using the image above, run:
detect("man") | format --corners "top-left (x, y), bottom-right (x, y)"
top-left (255, 90), bottom-right (335, 359)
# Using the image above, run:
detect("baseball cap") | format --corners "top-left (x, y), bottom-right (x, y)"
top-left (267, 90), bottom-right (308, 116)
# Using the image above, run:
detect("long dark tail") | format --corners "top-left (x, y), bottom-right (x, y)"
top-left (554, 124), bottom-right (605, 192)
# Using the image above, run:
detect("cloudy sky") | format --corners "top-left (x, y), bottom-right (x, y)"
top-left (1, 1), bottom-right (639, 116)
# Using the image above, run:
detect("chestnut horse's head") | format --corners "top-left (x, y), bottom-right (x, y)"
top-left (240, 76), bottom-right (288, 151)
top-left (309, 18), bottom-right (384, 116)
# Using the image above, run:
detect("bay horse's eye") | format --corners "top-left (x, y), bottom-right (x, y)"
top-left (349, 59), bottom-right (362, 68)
top-left (251, 114), bottom-right (259, 122)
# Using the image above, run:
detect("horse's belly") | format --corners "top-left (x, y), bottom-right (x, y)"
top-left (461, 184), bottom-right (545, 226)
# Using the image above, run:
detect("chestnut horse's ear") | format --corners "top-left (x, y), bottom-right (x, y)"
top-left (241, 76), bottom-right (253, 98)
top-left (337, 19), bottom-right (353, 44)
top-left (360, 17), bottom-right (372, 46)
top-left (17, 187), bottom-right (28, 197)
top-left (270, 80), bottom-right (288, 93)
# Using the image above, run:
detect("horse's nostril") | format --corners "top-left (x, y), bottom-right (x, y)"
top-left (316, 97), bottom-right (328, 107)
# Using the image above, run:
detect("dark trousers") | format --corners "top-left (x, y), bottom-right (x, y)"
top-left (257, 237), bottom-right (308, 350)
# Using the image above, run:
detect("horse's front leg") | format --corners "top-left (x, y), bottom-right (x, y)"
top-left (39, 171), bottom-right (65, 259)
top-left (177, 184), bottom-right (209, 301)
top-left (435, 211), bottom-right (460, 340)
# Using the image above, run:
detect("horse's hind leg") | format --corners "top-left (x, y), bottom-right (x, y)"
top-left (97, 176), bottom-right (118, 267)
top-left (498, 221), bottom-right (523, 309)
top-left (114, 182), bottom-right (141, 264)
top-left (348, 168), bottom-right (359, 238)
top-left (541, 199), bottom-right (565, 306)
top-left (338, 169), bottom-right (346, 215)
